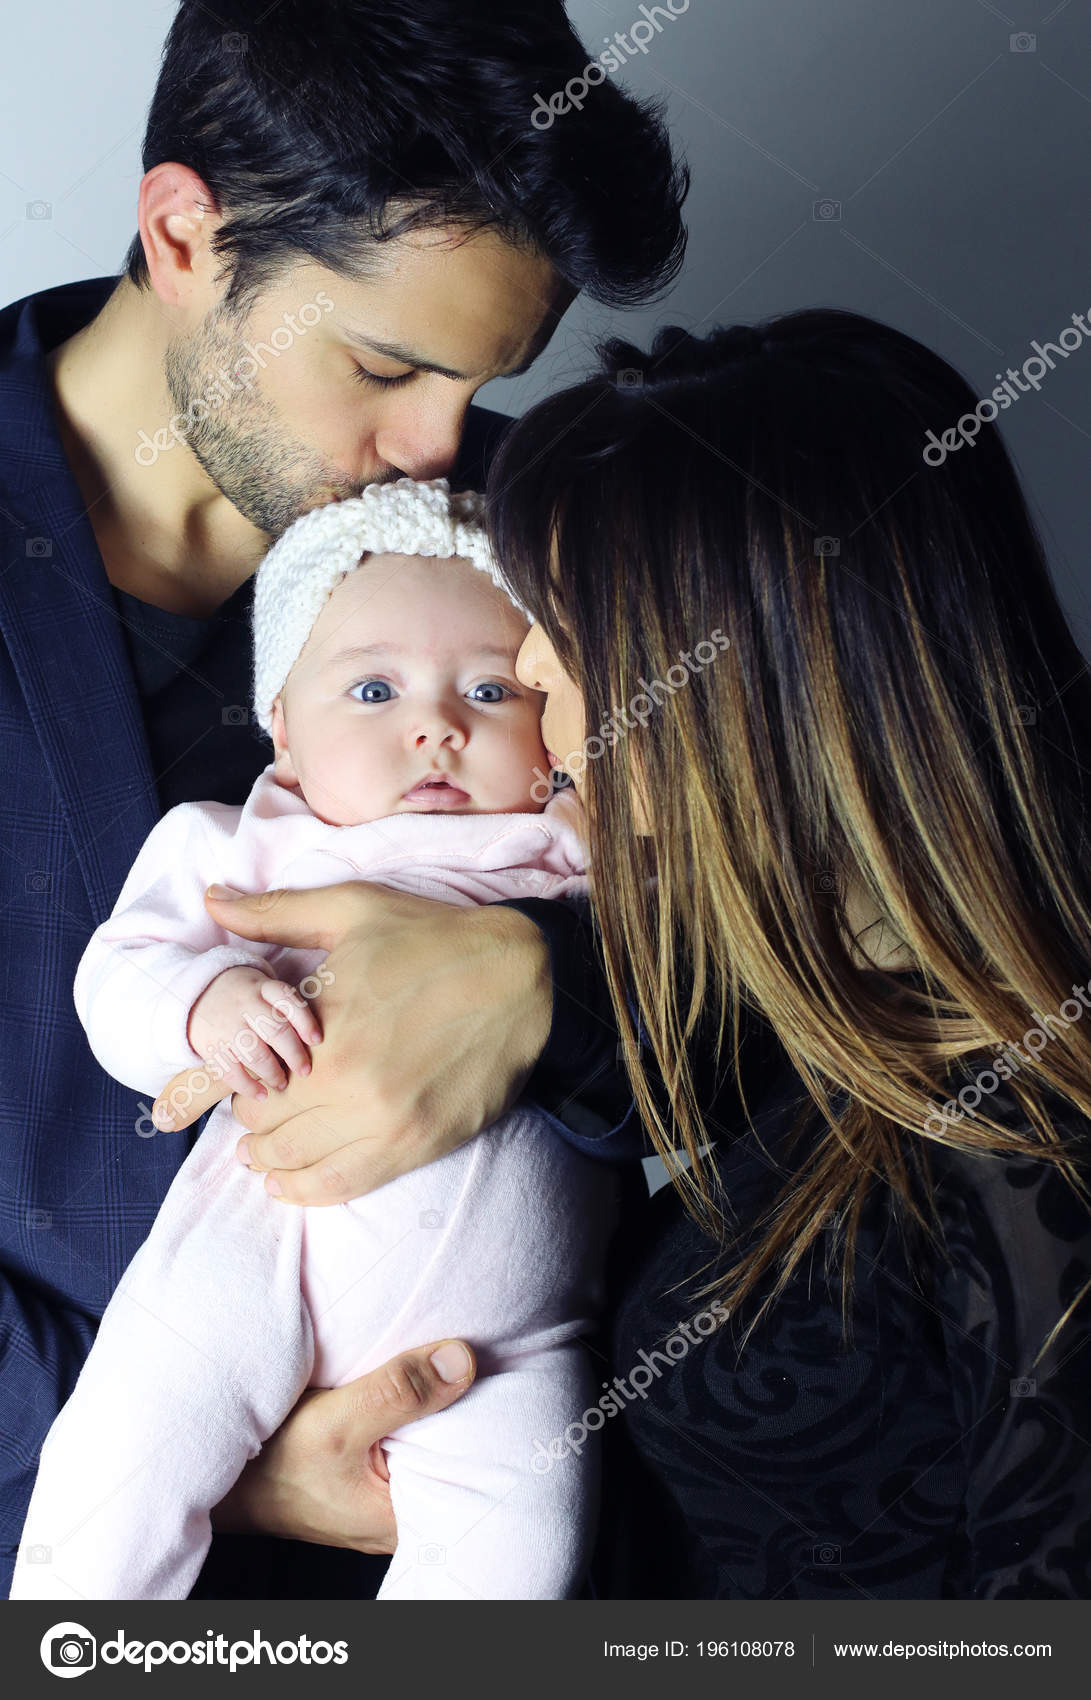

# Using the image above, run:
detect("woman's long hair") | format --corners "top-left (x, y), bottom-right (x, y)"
top-left (485, 310), bottom-right (1091, 1355)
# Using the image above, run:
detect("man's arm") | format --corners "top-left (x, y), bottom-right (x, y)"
top-left (153, 883), bottom-right (646, 1168)
top-left (150, 880), bottom-right (783, 1198)
top-left (492, 895), bottom-right (649, 1162)
top-left (0, 1267), bottom-right (99, 1596)
top-left (496, 894), bottom-right (787, 1155)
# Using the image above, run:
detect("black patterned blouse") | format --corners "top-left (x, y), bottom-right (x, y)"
top-left (592, 1057), bottom-right (1091, 1600)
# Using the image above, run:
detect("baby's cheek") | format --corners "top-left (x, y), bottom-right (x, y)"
top-left (515, 704), bottom-right (551, 762)
top-left (515, 734), bottom-right (551, 790)
top-left (483, 717), bottom-right (549, 807)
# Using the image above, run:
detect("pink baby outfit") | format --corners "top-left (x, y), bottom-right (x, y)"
top-left (11, 769), bottom-right (618, 1601)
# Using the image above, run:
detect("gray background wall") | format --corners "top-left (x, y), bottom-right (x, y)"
top-left (3, 0), bottom-right (1090, 652)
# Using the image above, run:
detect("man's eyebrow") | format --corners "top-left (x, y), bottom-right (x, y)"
top-left (340, 327), bottom-right (537, 381)
top-left (323, 641), bottom-right (518, 667)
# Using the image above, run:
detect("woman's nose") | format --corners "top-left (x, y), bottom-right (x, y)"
top-left (515, 624), bottom-right (549, 691)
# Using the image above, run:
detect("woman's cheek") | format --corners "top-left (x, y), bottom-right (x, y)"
top-left (540, 692), bottom-right (571, 756)
top-left (553, 706), bottom-right (585, 765)
top-left (568, 679), bottom-right (590, 750)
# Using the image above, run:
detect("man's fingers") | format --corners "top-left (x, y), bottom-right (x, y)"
top-left (230, 1105), bottom-right (415, 1205)
top-left (232, 1100), bottom-right (372, 1176)
top-left (151, 1062), bottom-right (233, 1130)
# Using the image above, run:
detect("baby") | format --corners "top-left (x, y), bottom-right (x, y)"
top-left (10, 478), bottom-right (619, 1602)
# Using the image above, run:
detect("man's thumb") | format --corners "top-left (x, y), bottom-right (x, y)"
top-left (151, 1063), bottom-right (232, 1130)
top-left (204, 882), bottom-right (336, 949)
top-left (361, 1342), bottom-right (477, 1430)
top-left (427, 1342), bottom-right (476, 1388)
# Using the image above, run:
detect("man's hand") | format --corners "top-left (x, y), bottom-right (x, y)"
top-left (151, 882), bottom-right (551, 1203)
top-left (210, 1339), bottom-right (476, 1553)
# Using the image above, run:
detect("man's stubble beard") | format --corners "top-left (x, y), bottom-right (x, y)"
top-left (162, 296), bottom-right (388, 540)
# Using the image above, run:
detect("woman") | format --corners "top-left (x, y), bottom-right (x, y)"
top-left (479, 308), bottom-right (1091, 1599)
top-left (194, 307), bottom-right (1091, 1599)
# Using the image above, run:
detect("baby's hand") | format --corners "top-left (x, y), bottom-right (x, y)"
top-left (186, 965), bottom-right (323, 1101)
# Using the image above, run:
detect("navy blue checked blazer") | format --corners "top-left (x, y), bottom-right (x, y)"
top-left (0, 274), bottom-right (638, 1600)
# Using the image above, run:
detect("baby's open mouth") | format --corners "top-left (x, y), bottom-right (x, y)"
top-left (402, 776), bottom-right (471, 806)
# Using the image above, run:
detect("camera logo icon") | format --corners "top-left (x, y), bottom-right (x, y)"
top-left (40, 1621), bottom-right (97, 1678)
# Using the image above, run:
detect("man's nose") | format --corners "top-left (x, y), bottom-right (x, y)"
top-left (375, 397), bottom-right (469, 481)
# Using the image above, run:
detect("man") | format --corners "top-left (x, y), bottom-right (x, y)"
top-left (0, 0), bottom-right (684, 1597)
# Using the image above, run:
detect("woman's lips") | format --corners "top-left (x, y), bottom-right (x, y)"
top-left (547, 750), bottom-right (560, 769)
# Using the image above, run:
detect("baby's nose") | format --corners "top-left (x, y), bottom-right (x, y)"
top-left (412, 718), bottom-right (466, 748)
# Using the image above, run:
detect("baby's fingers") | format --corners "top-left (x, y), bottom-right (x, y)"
top-left (232, 1027), bottom-right (289, 1092)
top-left (223, 1055), bottom-right (269, 1102)
top-left (203, 1042), bottom-right (268, 1103)
top-left (253, 1019), bottom-right (310, 1081)
top-left (259, 978), bottom-right (323, 1046)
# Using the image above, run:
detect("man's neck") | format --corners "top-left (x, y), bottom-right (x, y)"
top-left (44, 280), bottom-right (271, 617)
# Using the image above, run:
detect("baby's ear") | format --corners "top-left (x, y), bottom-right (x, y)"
top-left (269, 697), bottom-right (297, 782)
top-left (270, 695), bottom-right (286, 753)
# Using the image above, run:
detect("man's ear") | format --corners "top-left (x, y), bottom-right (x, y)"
top-left (269, 696), bottom-right (299, 785)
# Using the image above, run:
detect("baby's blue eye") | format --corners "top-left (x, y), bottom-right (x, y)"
top-left (468, 682), bottom-right (511, 704)
top-left (351, 679), bottom-right (395, 704)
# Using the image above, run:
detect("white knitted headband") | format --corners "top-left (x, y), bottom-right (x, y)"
top-left (250, 476), bottom-right (528, 735)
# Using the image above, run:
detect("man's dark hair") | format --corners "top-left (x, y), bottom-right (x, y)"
top-left (123, 0), bottom-right (689, 315)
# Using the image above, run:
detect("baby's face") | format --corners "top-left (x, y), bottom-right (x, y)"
top-left (269, 552), bottom-right (550, 826)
